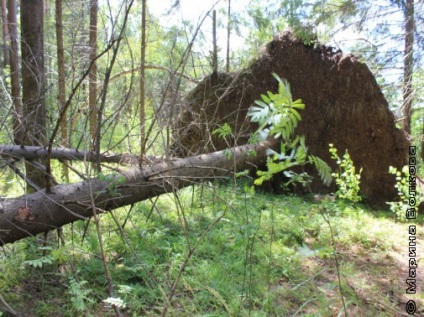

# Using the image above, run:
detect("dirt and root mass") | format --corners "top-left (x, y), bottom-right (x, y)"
top-left (172, 31), bottom-right (409, 208)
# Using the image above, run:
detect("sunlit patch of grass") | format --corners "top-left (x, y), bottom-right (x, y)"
top-left (1, 182), bottom-right (423, 315)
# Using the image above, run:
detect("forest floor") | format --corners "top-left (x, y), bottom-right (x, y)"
top-left (1, 182), bottom-right (423, 316)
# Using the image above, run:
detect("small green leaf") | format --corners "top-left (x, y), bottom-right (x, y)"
top-left (261, 93), bottom-right (271, 103)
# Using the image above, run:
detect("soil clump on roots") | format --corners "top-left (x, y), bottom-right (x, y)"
top-left (172, 31), bottom-right (409, 208)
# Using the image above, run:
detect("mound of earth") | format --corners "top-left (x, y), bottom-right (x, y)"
top-left (172, 31), bottom-right (409, 208)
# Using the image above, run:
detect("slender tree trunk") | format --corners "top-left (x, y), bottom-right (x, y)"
top-left (21, 0), bottom-right (46, 145)
top-left (7, 0), bottom-right (21, 144)
top-left (21, 0), bottom-right (47, 191)
top-left (0, 140), bottom-right (278, 245)
top-left (1, 0), bottom-right (9, 67)
top-left (226, 0), bottom-right (231, 73)
top-left (402, 0), bottom-right (414, 135)
top-left (55, 0), bottom-right (69, 181)
top-left (89, 0), bottom-right (98, 153)
top-left (140, 0), bottom-right (147, 155)
top-left (212, 10), bottom-right (217, 75)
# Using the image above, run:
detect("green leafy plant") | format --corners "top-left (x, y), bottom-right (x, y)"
top-left (248, 74), bottom-right (304, 142)
top-left (329, 144), bottom-right (362, 203)
top-left (212, 123), bottom-right (232, 139)
top-left (387, 165), bottom-right (423, 221)
top-left (67, 278), bottom-right (93, 312)
top-left (213, 123), bottom-right (234, 160)
top-left (248, 73), bottom-right (332, 187)
top-left (24, 256), bottom-right (54, 268)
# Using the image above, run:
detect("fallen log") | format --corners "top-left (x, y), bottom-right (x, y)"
top-left (0, 140), bottom-right (277, 245)
top-left (0, 144), bottom-right (141, 165)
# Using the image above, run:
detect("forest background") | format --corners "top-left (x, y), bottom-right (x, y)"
top-left (0, 0), bottom-right (423, 316)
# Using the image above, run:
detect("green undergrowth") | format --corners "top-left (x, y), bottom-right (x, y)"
top-left (0, 182), bottom-right (423, 316)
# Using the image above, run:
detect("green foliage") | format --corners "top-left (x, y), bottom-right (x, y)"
top-left (212, 124), bottom-right (234, 160)
top-left (387, 165), bottom-right (423, 221)
top-left (235, 169), bottom-right (250, 178)
top-left (24, 256), bottom-right (54, 268)
top-left (1, 2), bottom-right (422, 315)
top-left (67, 278), bottom-right (93, 312)
top-left (248, 74), bottom-right (304, 141)
top-left (309, 154), bottom-right (333, 186)
top-left (212, 123), bottom-right (233, 139)
top-left (23, 245), bottom-right (71, 269)
top-left (248, 74), bottom-right (332, 188)
top-left (0, 184), bottom-right (420, 315)
top-left (329, 144), bottom-right (362, 203)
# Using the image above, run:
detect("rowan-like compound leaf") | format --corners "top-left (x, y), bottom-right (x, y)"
top-left (308, 155), bottom-right (332, 186)
top-left (248, 74), bottom-right (332, 190)
top-left (103, 297), bottom-right (126, 308)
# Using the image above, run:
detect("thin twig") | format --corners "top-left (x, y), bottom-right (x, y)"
top-left (0, 293), bottom-right (19, 316)
top-left (320, 207), bottom-right (348, 317)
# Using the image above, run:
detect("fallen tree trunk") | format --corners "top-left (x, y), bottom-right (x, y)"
top-left (0, 140), bottom-right (277, 245)
top-left (0, 144), bottom-right (141, 165)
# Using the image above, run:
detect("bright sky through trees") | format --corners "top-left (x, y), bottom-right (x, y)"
top-left (130, 0), bottom-right (419, 110)
top-left (149, 0), bottom-right (248, 53)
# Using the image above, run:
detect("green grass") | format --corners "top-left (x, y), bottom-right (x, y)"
top-left (0, 181), bottom-right (422, 316)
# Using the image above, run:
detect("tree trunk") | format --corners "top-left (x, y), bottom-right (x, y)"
top-left (402, 0), bottom-right (414, 134)
top-left (89, 0), bottom-right (98, 153)
top-left (140, 0), bottom-right (147, 154)
top-left (21, 0), bottom-right (47, 191)
top-left (226, 0), bottom-right (231, 73)
top-left (55, 0), bottom-right (69, 181)
top-left (0, 140), bottom-right (278, 245)
top-left (212, 10), bottom-right (218, 75)
top-left (7, 0), bottom-right (21, 144)
top-left (1, 0), bottom-right (9, 67)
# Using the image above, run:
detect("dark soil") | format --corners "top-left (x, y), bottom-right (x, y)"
top-left (172, 31), bottom-right (409, 208)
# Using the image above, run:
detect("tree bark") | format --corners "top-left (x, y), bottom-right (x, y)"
top-left (140, 0), bottom-right (147, 154)
top-left (226, 0), bottom-right (231, 73)
top-left (21, 0), bottom-right (47, 191)
top-left (212, 10), bottom-right (217, 75)
top-left (89, 0), bottom-right (98, 153)
top-left (1, 0), bottom-right (9, 67)
top-left (0, 144), bottom-right (141, 165)
top-left (402, 0), bottom-right (414, 134)
top-left (0, 140), bottom-right (277, 245)
top-left (7, 0), bottom-right (21, 144)
top-left (55, 0), bottom-right (69, 181)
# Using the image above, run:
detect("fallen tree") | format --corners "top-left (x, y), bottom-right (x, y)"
top-left (0, 144), bottom-right (142, 165)
top-left (0, 140), bottom-right (277, 245)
